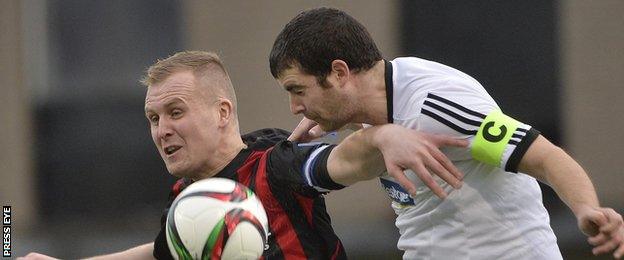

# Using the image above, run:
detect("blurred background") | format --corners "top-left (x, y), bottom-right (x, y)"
top-left (1, 0), bottom-right (622, 259)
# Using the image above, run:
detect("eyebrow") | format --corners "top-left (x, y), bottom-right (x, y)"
top-left (164, 98), bottom-right (183, 108)
top-left (144, 97), bottom-right (184, 114)
top-left (284, 84), bottom-right (304, 92)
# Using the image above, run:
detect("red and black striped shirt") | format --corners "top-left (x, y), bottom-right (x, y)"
top-left (154, 128), bottom-right (347, 259)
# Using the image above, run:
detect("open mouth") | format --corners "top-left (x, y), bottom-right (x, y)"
top-left (164, 145), bottom-right (182, 156)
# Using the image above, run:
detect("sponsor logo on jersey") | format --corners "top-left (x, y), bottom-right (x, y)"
top-left (379, 179), bottom-right (414, 205)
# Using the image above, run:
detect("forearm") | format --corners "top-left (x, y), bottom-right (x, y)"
top-left (327, 126), bottom-right (386, 186)
top-left (326, 124), bottom-right (467, 196)
top-left (518, 136), bottom-right (599, 214)
top-left (541, 147), bottom-right (599, 213)
top-left (86, 243), bottom-right (154, 260)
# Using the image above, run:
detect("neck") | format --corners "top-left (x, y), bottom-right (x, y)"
top-left (351, 60), bottom-right (389, 125)
top-left (193, 131), bottom-right (247, 181)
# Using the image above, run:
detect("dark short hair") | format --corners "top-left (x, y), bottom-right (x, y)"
top-left (269, 7), bottom-right (383, 82)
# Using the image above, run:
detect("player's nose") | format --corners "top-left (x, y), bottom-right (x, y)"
top-left (156, 118), bottom-right (174, 140)
top-left (290, 98), bottom-right (305, 115)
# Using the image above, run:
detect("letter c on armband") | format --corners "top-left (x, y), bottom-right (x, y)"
top-left (482, 121), bottom-right (507, 142)
top-left (471, 110), bottom-right (520, 167)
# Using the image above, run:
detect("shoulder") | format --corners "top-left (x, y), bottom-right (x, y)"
top-left (242, 128), bottom-right (291, 150)
top-left (391, 57), bottom-right (484, 92)
top-left (390, 57), bottom-right (496, 121)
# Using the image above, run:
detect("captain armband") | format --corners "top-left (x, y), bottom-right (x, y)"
top-left (470, 110), bottom-right (540, 172)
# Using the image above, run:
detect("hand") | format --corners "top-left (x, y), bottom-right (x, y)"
top-left (17, 253), bottom-right (59, 260)
top-left (373, 124), bottom-right (468, 199)
top-left (288, 117), bottom-right (324, 142)
top-left (576, 205), bottom-right (624, 258)
top-left (288, 117), bottom-right (363, 142)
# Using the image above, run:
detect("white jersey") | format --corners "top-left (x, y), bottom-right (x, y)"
top-left (379, 57), bottom-right (562, 259)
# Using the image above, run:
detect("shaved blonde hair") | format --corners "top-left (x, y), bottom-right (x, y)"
top-left (141, 51), bottom-right (238, 113)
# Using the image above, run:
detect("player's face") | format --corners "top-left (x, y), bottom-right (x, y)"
top-left (144, 71), bottom-right (220, 179)
top-left (277, 67), bottom-right (354, 132)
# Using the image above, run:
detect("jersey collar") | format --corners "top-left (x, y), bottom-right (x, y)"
top-left (213, 147), bottom-right (252, 180)
top-left (384, 59), bottom-right (394, 124)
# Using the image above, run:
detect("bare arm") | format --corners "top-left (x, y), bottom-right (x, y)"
top-left (86, 243), bottom-right (155, 260)
top-left (517, 136), bottom-right (598, 213)
top-left (326, 124), bottom-right (467, 198)
top-left (518, 135), bottom-right (623, 258)
top-left (325, 126), bottom-right (385, 185)
top-left (19, 243), bottom-right (155, 260)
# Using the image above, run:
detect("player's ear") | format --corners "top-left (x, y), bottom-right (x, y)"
top-left (330, 59), bottom-right (350, 87)
top-left (216, 98), bottom-right (234, 127)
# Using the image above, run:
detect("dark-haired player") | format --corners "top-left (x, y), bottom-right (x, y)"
top-left (270, 7), bottom-right (624, 259)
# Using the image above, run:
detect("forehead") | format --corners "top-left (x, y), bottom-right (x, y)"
top-left (145, 71), bottom-right (200, 108)
top-left (277, 67), bottom-right (316, 86)
top-left (277, 66), bottom-right (314, 83)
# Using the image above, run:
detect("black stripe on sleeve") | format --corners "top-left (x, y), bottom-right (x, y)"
top-left (421, 109), bottom-right (478, 135)
top-left (427, 93), bottom-right (486, 119)
top-left (312, 145), bottom-right (346, 190)
top-left (423, 100), bottom-right (482, 126)
top-left (505, 128), bottom-right (541, 173)
top-left (512, 133), bottom-right (524, 139)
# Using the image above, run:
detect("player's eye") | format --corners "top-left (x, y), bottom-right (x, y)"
top-left (148, 115), bottom-right (159, 125)
top-left (171, 109), bottom-right (182, 118)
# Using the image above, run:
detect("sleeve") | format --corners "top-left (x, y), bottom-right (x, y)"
top-left (153, 178), bottom-right (191, 260)
top-left (153, 223), bottom-right (173, 260)
top-left (416, 90), bottom-right (540, 173)
top-left (267, 141), bottom-right (345, 196)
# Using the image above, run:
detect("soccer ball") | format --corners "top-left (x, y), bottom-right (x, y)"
top-left (166, 178), bottom-right (269, 260)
